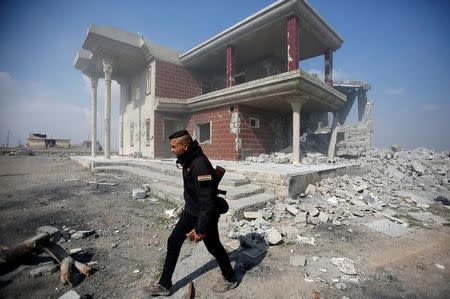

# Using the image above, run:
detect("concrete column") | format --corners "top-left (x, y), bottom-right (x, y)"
top-left (327, 111), bottom-right (339, 163)
top-left (226, 46), bottom-right (234, 87)
top-left (102, 61), bottom-right (113, 159)
top-left (357, 89), bottom-right (367, 122)
top-left (287, 15), bottom-right (299, 71)
top-left (324, 49), bottom-right (333, 85)
top-left (290, 100), bottom-right (303, 165)
top-left (90, 76), bottom-right (98, 157)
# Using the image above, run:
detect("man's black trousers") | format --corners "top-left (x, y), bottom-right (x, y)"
top-left (158, 210), bottom-right (236, 288)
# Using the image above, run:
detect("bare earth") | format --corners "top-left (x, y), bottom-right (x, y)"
top-left (0, 155), bottom-right (449, 299)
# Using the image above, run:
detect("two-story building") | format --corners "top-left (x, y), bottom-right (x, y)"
top-left (74, 0), bottom-right (371, 164)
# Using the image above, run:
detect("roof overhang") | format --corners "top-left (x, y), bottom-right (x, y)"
top-left (74, 26), bottom-right (181, 80)
top-left (155, 69), bottom-right (346, 114)
top-left (180, 0), bottom-right (343, 72)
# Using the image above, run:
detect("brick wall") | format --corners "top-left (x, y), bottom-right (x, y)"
top-left (186, 106), bottom-right (239, 160)
top-left (238, 105), bottom-right (276, 156)
top-left (155, 59), bottom-right (201, 99)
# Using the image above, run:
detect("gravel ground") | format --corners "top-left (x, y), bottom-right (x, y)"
top-left (0, 155), bottom-right (449, 299)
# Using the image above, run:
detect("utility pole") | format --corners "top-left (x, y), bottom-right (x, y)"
top-left (6, 130), bottom-right (10, 148)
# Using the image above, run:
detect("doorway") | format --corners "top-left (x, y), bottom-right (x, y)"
top-left (163, 118), bottom-right (184, 158)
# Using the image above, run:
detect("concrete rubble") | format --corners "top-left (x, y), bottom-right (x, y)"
top-left (225, 146), bottom-right (450, 289)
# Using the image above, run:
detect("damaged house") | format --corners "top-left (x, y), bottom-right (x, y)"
top-left (74, 0), bottom-right (372, 163)
top-left (27, 133), bottom-right (71, 149)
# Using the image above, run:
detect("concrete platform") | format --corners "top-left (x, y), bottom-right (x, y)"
top-left (71, 155), bottom-right (362, 199)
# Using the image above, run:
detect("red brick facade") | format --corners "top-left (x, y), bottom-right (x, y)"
top-left (155, 59), bottom-right (201, 99)
top-left (186, 106), bottom-right (239, 160)
top-left (238, 105), bottom-right (276, 156)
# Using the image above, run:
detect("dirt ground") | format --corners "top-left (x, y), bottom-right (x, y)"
top-left (0, 155), bottom-right (449, 299)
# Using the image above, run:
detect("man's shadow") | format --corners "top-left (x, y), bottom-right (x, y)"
top-left (171, 232), bottom-right (268, 294)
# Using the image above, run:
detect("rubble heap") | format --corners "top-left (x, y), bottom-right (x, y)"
top-left (231, 146), bottom-right (450, 241)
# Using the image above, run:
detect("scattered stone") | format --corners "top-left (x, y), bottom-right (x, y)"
top-left (411, 161), bottom-right (426, 174)
top-left (132, 188), bottom-right (147, 199)
top-left (58, 290), bottom-right (81, 299)
top-left (71, 229), bottom-right (96, 240)
top-left (133, 269), bottom-right (140, 274)
top-left (64, 178), bottom-right (80, 182)
top-left (435, 264), bottom-right (445, 270)
top-left (286, 205), bottom-right (299, 216)
top-left (69, 248), bottom-right (83, 255)
top-left (294, 212), bottom-right (308, 224)
top-left (304, 184), bottom-right (316, 196)
top-left (318, 212), bottom-right (329, 223)
top-left (290, 255), bottom-right (306, 267)
top-left (309, 208), bottom-right (320, 217)
top-left (327, 196), bottom-right (338, 206)
top-left (391, 144), bottom-right (401, 152)
top-left (330, 257), bottom-right (357, 275)
top-left (244, 211), bottom-right (262, 219)
top-left (165, 209), bottom-right (176, 218)
top-left (296, 235), bottom-right (315, 245)
top-left (142, 183), bottom-right (151, 192)
top-left (266, 229), bottom-right (283, 245)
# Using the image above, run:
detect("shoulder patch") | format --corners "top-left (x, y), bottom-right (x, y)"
top-left (197, 174), bottom-right (212, 182)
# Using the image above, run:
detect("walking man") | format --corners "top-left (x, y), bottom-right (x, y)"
top-left (145, 130), bottom-right (237, 296)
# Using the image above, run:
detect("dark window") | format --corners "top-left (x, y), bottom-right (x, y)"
top-left (196, 122), bottom-right (211, 143)
top-left (145, 118), bottom-right (151, 145)
top-left (201, 81), bottom-right (211, 94)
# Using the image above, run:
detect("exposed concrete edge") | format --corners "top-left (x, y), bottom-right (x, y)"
top-left (288, 163), bottom-right (366, 198)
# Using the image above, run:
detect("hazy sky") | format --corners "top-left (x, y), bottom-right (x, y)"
top-left (1, 0), bottom-right (449, 150)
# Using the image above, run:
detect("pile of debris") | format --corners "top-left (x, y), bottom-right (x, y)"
top-left (226, 146), bottom-right (450, 289)
top-left (231, 146), bottom-right (450, 240)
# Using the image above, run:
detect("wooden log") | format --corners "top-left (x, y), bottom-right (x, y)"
top-left (3, 232), bottom-right (50, 265)
top-left (74, 260), bottom-right (92, 276)
top-left (43, 242), bottom-right (92, 283)
top-left (59, 256), bottom-right (74, 285)
top-left (42, 242), bottom-right (69, 262)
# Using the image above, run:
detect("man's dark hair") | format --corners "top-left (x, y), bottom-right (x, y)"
top-left (169, 130), bottom-right (190, 139)
top-left (169, 130), bottom-right (192, 146)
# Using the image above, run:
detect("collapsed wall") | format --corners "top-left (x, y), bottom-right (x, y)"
top-left (336, 100), bottom-right (374, 157)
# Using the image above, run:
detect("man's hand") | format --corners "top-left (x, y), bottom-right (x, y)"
top-left (186, 229), bottom-right (205, 243)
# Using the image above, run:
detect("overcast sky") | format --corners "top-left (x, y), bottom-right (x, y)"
top-left (1, 0), bottom-right (449, 151)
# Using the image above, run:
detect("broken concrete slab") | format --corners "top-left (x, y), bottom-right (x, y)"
top-left (330, 257), bottom-right (357, 275)
top-left (286, 205), bottom-right (299, 216)
top-left (364, 219), bottom-right (410, 237)
top-left (243, 211), bottom-right (262, 220)
top-left (266, 228), bottom-right (283, 245)
top-left (407, 212), bottom-right (448, 225)
top-left (290, 255), bottom-right (306, 267)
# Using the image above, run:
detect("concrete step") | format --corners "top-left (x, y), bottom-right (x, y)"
top-left (95, 165), bottom-right (181, 187)
top-left (95, 160), bottom-right (249, 187)
top-left (224, 184), bottom-right (265, 201)
top-left (228, 193), bottom-right (276, 213)
top-left (93, 164), bottom-right (266, 207)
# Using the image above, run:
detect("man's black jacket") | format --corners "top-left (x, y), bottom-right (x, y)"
top-left (176, 140), bottom-right (218, 234)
